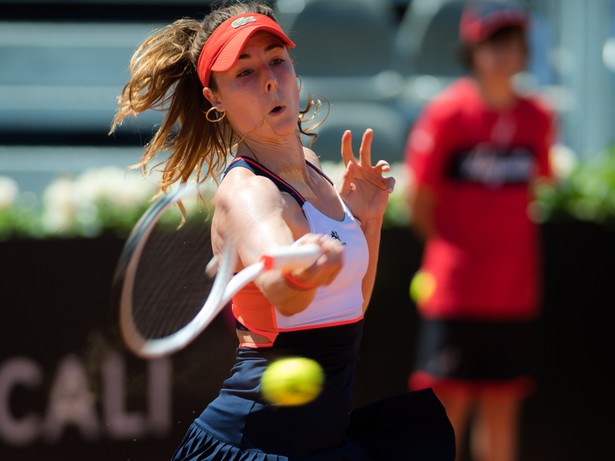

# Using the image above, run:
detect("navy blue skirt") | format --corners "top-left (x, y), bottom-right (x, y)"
top-left (172, 388), bottom-right (455, 461)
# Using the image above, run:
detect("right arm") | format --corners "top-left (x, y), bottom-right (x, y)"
top-left (211, 167), bottom-right (344, 316)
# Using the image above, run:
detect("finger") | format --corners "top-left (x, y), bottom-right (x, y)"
top-left (319, 233), bottom-right (344, 252)
top-left (376, 159), bottom-right (391, 172)
top-left (340, 130), bottom-right (355, 167)
top-left (375, 168), bottom-right (395, 193)
top-left (338, 160), bottom-right (356, 196)
top-left (358, 129), bottom-right (374, 167)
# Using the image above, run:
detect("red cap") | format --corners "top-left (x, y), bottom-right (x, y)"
top-left (197, 13), bottom-right (295, 87)
top-left (460, 1), bottom-right (529, 45)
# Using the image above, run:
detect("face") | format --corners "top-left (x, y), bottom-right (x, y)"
top-left (203, 31), bottom-right (299, 140)
top-left (472, 31), bottom-right (527, 82)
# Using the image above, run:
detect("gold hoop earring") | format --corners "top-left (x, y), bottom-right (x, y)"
top-left (205, 106), bottom-right (226, 123)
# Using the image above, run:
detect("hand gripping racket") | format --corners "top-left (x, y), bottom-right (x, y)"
top-left (113, 183), bottom-right (322, 359)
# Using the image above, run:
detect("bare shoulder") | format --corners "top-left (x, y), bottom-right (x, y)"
top-left (303, 147), bottom-right (322, 168)
top-left (211, 162), bottom-right (308, 259)
top-left (211, 165), bottom-right (289, 254)
top-left (214, 164), bottom-right (285, 214)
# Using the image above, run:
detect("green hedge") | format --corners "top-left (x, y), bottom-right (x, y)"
top-left (534, 145), bottom-right (615, 227)
top-left (2, 147), bottom-right (615, 239)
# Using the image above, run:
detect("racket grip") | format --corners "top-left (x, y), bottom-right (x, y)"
top-left (261, 244), bottom-right (322, 271)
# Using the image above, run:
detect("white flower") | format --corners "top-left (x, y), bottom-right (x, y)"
top-left (0, 176), bottom-right (19, 210)
top-left (41, 176), bottom-right (80, 234)
top-left (550, 143), bottom-right (578, 179)
top-left (75, 167), bottom-right (156, 210)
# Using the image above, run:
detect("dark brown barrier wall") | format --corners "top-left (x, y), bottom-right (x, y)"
top-left (1, 223), bottom-right (613, 460)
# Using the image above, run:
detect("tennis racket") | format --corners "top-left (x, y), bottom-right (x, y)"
top-left (113, 183), bottom-right (322, 359)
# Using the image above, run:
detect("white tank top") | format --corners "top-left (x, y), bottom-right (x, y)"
top-left (225, 157), bottom-right (368, 339)
top-left (276, 194), bottom-right (368, 330)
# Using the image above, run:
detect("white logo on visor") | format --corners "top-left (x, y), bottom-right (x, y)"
top-left (231, 16), bottom-right (257, 28)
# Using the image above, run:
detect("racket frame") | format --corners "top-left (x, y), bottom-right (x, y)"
top-left (117, 184), bottom-right (322, 358)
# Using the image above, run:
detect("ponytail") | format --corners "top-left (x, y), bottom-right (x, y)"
top-left (110, 18), bottom-right (230, 193)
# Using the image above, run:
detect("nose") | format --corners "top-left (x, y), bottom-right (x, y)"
top-left (264, 70), bottom-right (277, 92)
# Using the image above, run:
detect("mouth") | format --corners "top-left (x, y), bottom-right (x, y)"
top-left (269, 105), bottom-right (285, 115)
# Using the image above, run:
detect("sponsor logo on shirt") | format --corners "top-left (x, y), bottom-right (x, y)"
top-left (448, 145), bottom-right (536, 186)
top-left (329, 230), bottom-right (346, 245)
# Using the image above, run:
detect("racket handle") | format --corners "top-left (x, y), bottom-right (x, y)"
top-left (261, 244), bottom-right (322, 271)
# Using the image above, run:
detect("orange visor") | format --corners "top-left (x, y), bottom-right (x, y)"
top-left (197, 13), bottom-right (295, 87)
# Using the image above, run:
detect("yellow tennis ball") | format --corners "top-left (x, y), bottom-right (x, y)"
top-left (261, 357), bottom-right (324, 406)
top-left (409, 270), bottom-right (436, 304)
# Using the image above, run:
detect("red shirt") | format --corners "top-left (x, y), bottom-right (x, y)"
top-left (405, 77), bottom-right (556, 320)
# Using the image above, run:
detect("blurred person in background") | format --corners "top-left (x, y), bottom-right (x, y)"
top-left (403, 1), bottom-right (557, 460)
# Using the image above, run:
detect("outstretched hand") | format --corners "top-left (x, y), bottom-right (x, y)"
top-left (338, 129), bottom-right (395, 224)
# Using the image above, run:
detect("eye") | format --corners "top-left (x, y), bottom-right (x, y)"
top-left (236, 68), bottom-right (253, 78)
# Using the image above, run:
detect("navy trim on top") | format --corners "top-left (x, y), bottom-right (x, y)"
top-left (306, 160), bottom-right (334, 186)
top-left (226, 156), bottom-right (305, 205)
top-left (226, 156), bottom-right (326, 206)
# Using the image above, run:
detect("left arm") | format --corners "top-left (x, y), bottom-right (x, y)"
top-left (337, 129), bottom-right (395, 311)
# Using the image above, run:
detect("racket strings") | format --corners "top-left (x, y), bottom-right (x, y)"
top-left (131, 218), bottom-right (214, 340)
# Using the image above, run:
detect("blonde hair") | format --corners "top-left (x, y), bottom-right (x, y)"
top-left (109, 1), bottom-right (323, 196)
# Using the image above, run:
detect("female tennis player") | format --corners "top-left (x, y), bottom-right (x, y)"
top-left (110, 1), bottom-right (454, 459)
